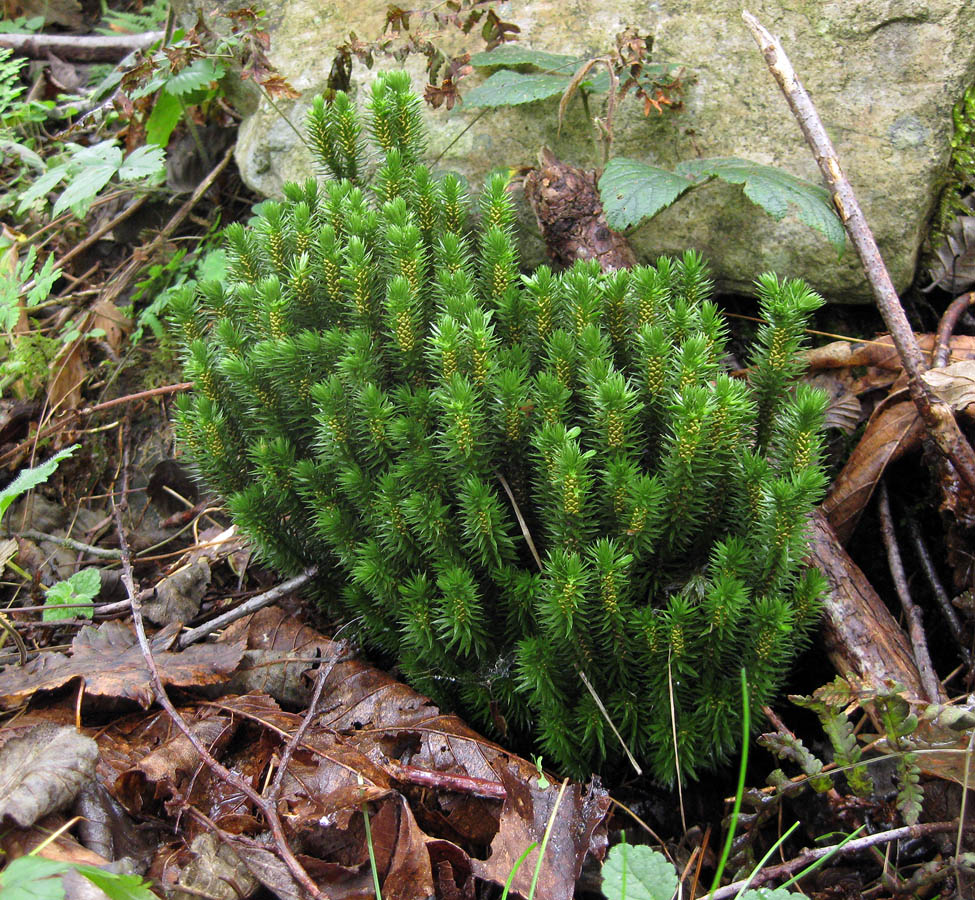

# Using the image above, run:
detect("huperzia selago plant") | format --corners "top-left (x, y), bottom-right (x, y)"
top-left (172, 72), bottom-right (830, 782)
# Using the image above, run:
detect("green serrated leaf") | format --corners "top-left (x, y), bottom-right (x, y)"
top-left (118, 144), bottom-right (166, 180)
top-left (470, 45), bottom-right (580, 72)
top-left (0, 855), bottom-right (69, 900)
top-left (72, 865), bottom-right (157, 900)
top-left (145, 90), bottom-right (183, 148)
top-left (197, 249), bottom-right (227, 282)
top-left (164, 57), bottom-right (225, 96)
top-left (52, 144), bottom-right (123, 217)
top-left (598, 157), bottom-right (694, 231)
top-left (43, 568), bottom-right (100, 621)
top-left (601, 844), bottom-right (677, 900)
top-left (15, 164), bottom-right (68, 214)
top-left (463, 69), bottom-right (570, 107)
top-left (0, 446), bottom-right (78, 524)
top-left (26, 253), bottom-right (61, 307)
top-left (675, 157), bottom-right (846, 253)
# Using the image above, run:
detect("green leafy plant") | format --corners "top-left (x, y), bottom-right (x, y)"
top-left (0, 238), bottom-right (110, 400)
top-left (172, 72), bottom-right (828, 781)
top-left (14, 140), bottom-right (165, 219)
top-left (463, 45), bottom-right (845, 252)
top-left (0, 243), bottom-right (61, 332)
top-left (129, 243), bottom-right (227, 345)
top-left (0, 48), bottom-right (46, 173)
top-left (759, 677), bottom-right (934, 827)
top-left (42, 568), bottom-right (100, 622)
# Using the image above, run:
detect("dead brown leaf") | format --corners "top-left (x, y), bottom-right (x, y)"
top-left (115, 712), bottom-right (237, 813)
top-left (821, 397), bottom-right (925, 544)
top-left (0, 621), bottom-right (244, 709)
top-left (47, 340), bottom-right (86, 414)
top-left (473, 769), bottom-right (609, 900)
top-left (921, 360), bottom-right (975, 414)
top-left (218, 608), bottom-right (610, 900)
top-left (91, 299), bottom-right (133, 356)
top-left (0, 725), bottom-right (98, 827)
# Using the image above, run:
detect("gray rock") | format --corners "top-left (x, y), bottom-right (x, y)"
top-left (176, 0), bottom-right (975, 303)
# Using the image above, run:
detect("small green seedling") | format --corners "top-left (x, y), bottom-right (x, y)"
top-left (532, 755), bottom-right (550, 789)
top-left (42, 568), bottom-right (100, 622)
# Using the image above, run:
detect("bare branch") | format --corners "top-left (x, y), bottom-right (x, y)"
top-left (742, 10), bottom-right (975, 493)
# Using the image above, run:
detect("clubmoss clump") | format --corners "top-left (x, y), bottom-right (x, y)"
top-left (172, 71), bottom-right (829, 781)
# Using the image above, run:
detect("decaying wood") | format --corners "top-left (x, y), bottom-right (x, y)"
top-left (0, 31), bottom-right (164, 62)
top-left (808, 510), bottom-right (937, 701)
top-left (522, 147), bottom-right (636, 271)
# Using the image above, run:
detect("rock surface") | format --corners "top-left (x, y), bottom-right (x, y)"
top-left (175, 0), bottom-right (975, 303)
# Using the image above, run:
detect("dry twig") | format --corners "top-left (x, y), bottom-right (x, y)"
top-left (177, 567), bottom-right (319, 649)
top-left (709, 820), bottom-right (974, 899)
top-left (742, 11), bottom-right (975, 493)
top-left (934, 291), bottom-right (975, 368)
top-left (876, 481), bottom-right (941, 702)
top-left (904, 514), bottom-right (973, 668)
top-left (111, 437), bottom-right (326, 900)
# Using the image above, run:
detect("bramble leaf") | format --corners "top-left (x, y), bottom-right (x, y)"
top-left (598, 157), bottom-right (694, 230)
top-left (676, 157), bottom-right (846, 253)
top-left (52, 143), bottom-right (123, 217)
top-left (463, 69), bottom-right (570, 107)
top-left (164, 57), bottom-right (225, 96)
top-left (118, 144), bottom-right (166, 180)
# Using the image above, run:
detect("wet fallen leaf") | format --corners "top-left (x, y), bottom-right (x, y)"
top-left (75, 780), bottom-right (155, 872)
top-left (142, 558), bottom-right (211, 626)
top-left (921, 359), bottom-right (975, 413)
top-left (220, 607), bottom-right (610, 900)
top-left (821, 397), bottom-right (925, 544)
top-left (0, 725), bottom-right (97, 827)
top-left (115, 712), bottom-right (237, 813)
top-left (0, 621), bottom-right (244, 709)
